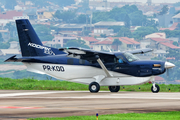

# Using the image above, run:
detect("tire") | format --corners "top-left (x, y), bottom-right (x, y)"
top-left (89, 82), bottom-right (100, 93)
top-left (109, 86), bottom-right (120, 92)
top-left (151, 84), bottom-right (160, 93)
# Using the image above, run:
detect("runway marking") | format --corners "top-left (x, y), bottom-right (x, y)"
top-left (0, 106), bottom-right (41, 109)
top-left (2, 96), bottom-right (180, 100)
top-left (95, 108), bottom-right (111, 110)
top-left (0, 91), bottom-right (87, 97)
top-left (0, 91), bottom-right (180, 100)
top-left (61, 107), bottom-right (79, 109)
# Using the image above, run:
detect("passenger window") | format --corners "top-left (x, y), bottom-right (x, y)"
top-left (67, 59), bottom-right (74, 65)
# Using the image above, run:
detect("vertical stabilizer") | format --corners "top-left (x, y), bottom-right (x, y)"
top-left (16, 19), bottom-right (63, 57)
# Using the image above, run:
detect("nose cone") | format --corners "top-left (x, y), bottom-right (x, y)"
top-left (165, 62), bottom-right (175, 69)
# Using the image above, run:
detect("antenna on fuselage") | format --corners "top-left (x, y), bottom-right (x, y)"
top-left (107, 46), bottom-right (112, 52)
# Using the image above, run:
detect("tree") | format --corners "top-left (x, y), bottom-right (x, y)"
top-left (162, 29), bottom-right (180, 38)
top-left (132, 27), bottom-right (157, 40)
top-left (121, 5), bottom-right (139, 14)
top-left (158, 5), bottom-right (169, 15)
top-left (52, 0), bottom-right (75, 7)
top-left (175, 10), bottom-right (180, 16)
top-left (8, 38), bottom-right (18, 42)
top-left (116, 27), bottom-right (132, 37)
top-left (100, 34), bottom-right (107, 38)
top-left (173, 42), bottom-right (179, 46)
top-left (144, 18), bottom-right (159, 28)
top-left (83, 30), bottom-right (91, 36)
top-left (0, 42), bottom-right (10, 49)
top-left (92, 5), bottom-right (149, 26)
top-left (124, 14), bottom-right (130, 29)
top-left (108, 26), bottom-right (122, 33)
top-left (65, 39), bottom-right (90, 49)
top-left (75, 14), bottom-right (87, 24)
top-left (0, 33), bottom-right (4, 42)
top-left (4, 23), bottom-right (16, 38)
top-left (109, 8), bottom-right (126, 21)
top-left (77, 0), bottom-right (90, 13)
top-left (112, 39), bottom-right (122, 51)
top-left (92, 11), bottom-right (109, 23)
top-left (129, 11), bottom-right (147, 26)
top-left (54, 10), bottom-right (76, 23)
top-left (32, 24), bottom-right (53, 41)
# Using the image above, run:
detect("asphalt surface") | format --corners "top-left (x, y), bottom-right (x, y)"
top-left (0, 90), bottom-right (180, 120)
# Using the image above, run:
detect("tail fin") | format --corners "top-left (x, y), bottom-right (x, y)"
top-left (16, 19), bottom-right (64, 57)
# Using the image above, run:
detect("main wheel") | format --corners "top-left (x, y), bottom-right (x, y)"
top-left (151, 84), bottom-right (160, 93)
top-left (89, 82), bottom-right (100, 93)
top-left (109, 86), bottom-right (120, 92)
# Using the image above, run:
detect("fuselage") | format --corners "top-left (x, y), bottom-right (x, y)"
top-left (22, 53), bottom-right (167, 86)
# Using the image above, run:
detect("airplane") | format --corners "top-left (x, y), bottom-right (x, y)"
top-left (5, 19), bottom-right (175, 93)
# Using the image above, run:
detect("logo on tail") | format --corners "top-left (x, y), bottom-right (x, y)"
top-left (28, 43), bottom-right (55, 55)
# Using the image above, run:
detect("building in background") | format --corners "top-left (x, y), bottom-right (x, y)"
top-left (51, 33), bottom-right (77, 47)
top-left (0, 11), bottom-right (28, 26)
top-left (93, 21), bottom-right (124, 36)
top-left (81, 37), bottom-right (99, 47)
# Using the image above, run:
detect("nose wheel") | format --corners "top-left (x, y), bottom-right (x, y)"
top-left (151, 84), bottom-right (160, 93)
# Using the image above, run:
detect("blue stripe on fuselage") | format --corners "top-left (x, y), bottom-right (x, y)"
top-left (20, 55), bottom-right (166, 77)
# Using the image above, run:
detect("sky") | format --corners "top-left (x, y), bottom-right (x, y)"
top-left (105, 0), bottom-right (180, 3)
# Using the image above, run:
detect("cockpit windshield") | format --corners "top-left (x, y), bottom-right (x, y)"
top-left (123, 52), bottom-right (140, 62)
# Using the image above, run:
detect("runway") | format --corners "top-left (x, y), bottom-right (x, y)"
top-left (0, 90), bottom-right (180, 120)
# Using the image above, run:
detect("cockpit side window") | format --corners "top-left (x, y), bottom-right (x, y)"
top-left (123, 52), bottom-right (140, 62)
top-left (116, 55), bottom-right (125, 63)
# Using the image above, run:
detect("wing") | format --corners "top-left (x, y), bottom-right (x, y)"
top-left (59, 47), bottom-right (114, 77)
top-left (128, 48), bottom-right (153, 54)
top-left (59, 47), bottom-right (116, 62)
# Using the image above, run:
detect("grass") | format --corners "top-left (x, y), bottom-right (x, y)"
top-left (0, 77), bottom-right (89, 90)
top-left (28, 111), bottom-right (180, 120)
top-left (0, 77), bottom-right (180, 92)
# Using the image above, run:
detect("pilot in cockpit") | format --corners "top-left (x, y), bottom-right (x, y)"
top-left (117, 55), bottom-right (124, 63)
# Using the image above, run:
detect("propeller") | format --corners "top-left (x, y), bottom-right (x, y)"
top-left (165, 62), bottom-right (175, 69)
top-left (166, 68), bottom-right (169, 85)
top-left (165, 61), bottom-right (175, 84)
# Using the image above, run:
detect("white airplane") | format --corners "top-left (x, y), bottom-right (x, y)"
top-left (5, 19), bottom-right (175, 93)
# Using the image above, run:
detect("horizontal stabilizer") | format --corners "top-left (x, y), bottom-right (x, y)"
top-left (4, 55), bottom-right (34, 62)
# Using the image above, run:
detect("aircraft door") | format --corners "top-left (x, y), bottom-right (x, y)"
top-left (113, 55), bottom-right (131, 75)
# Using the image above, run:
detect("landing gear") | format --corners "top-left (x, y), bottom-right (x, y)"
top-left (109, 86), bottom-right (120, 92)
top-left (151, 84), bottom-right (160, 93)
top-left (89, 82), bottom-right (100, 93)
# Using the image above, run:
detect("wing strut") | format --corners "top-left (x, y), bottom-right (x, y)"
top-left (96, 55), bottom-right (112, 77)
